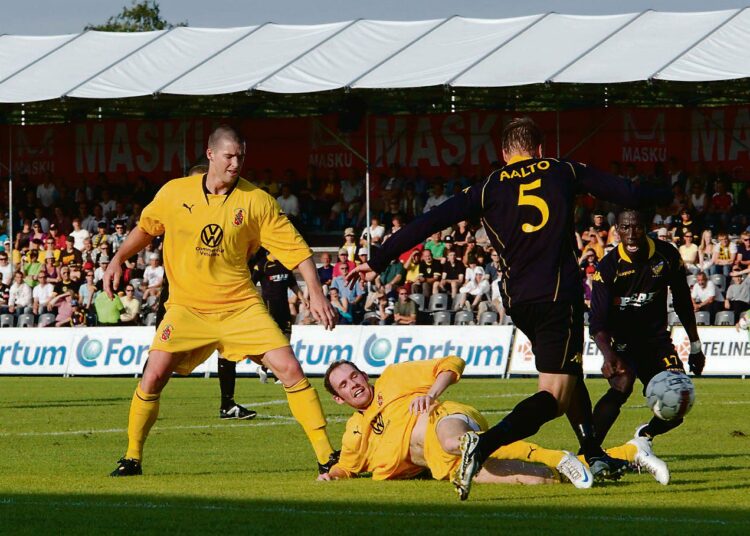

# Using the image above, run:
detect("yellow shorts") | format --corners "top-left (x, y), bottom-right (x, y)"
top-left (151, 302), bottom-right (290, 375)
top-left (423, 401), bottom-right (488, 481)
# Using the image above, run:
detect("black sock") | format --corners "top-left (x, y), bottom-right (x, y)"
top-left (477, 391), bottom-right (558, 463)
top-left (566, 378), bottom-right (605, 461)
top-left (218, 358), bottom-right (237, 410)
top-left (592, 388), bottom-right (630, 445)
top-left (640, 416), bottom-right (684, 439)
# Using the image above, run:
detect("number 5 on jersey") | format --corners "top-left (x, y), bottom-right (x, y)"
top-left (518, 179), bottom-right (550, 233)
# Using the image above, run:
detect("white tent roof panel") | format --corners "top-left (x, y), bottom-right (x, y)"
top-left (0, 31), bottom-right (162, 102)
top-left (453, 13), bottom-right (636, 87)
top-left (0, 10), bottom-right (748, 102)
top-left (0, 34), bottom-right (78, 82)
top-left (162, 22), bottom-right (348, 95)
top-left (258, 19), bottom-right (440, 93)
top-left (553, 10), bottom-right (736, 83)
top-left (659, 8), bottom-right (750, 81)
top-left (353, 15), bottom-right (541, 89)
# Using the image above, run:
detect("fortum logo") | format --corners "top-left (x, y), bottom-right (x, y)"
top-left (76, 336), bottom-right (150, 368)
top-left (362, 334), bottom-right (505, 368)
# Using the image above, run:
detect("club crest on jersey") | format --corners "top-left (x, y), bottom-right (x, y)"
top-left (652, 261), bottom-right (665, 276)
top-left (233, 208), bottom-right (245, 226)
top-left (377, 392), bottom-right (384, 407)
top-left (160, 324), bottom-right (174, 341)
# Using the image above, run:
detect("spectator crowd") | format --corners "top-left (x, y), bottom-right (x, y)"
top-left (3, 155), bottom-right (750, 329)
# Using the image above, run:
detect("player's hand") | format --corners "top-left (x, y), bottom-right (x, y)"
top-left (102, 258), bottom-right (123, 299)
top-left (409, 394), bottom-right (434, 415)
top-left (601, 354), bottom-right (626, 379)
top-left (317, 473), bottom-right (332, 481)
top-left (309, 291), bottom-right (336, 330)
top-left (689, 350), bottom-right (706, 376)
top-left (347, 262), bottom-right (378, 286)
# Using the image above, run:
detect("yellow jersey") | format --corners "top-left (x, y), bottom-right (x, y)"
top-left (138, 174), bottom-right (312, 312)
top-left (334, 356), bottom-right (465, 480)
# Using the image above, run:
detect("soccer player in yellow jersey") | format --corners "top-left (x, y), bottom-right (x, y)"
top-left (320, 357), bottom-right (668, 488)
top-left (106, 125), bottom-right (338, 476)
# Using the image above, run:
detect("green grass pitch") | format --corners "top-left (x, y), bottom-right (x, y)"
top-left (1, 376), bottom-right (749, 535)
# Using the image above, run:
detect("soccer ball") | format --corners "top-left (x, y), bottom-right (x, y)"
top-left (645, 370), bottom-right (696, 421)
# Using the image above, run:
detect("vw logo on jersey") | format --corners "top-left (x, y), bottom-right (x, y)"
top-left (200, 224), bottom-right (224, 248)
top-left (76, 336), bottom-right (103, 367)
top-left (363, 334), bottom-right (391, 368)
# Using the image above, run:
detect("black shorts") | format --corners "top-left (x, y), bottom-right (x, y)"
top-left (266, 298), bottom-right (292, 337)
top-left (509, 300), bottom-right (584, 375)
top-left (615, 340), bottom-right (684, 395)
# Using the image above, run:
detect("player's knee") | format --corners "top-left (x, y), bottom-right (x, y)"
top-left (140, 369), bottom-right (170, 394)
top-left (610, 373), bottom-right (635, 397)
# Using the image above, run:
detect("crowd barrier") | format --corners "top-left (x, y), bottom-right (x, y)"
top-left (0, 325), bottom-right (748, 377)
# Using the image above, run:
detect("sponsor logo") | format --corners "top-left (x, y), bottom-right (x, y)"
top-left (75, 335), bottom-right (150, 368)
top-left (196, 224), bottom-right (225, 257)
top-left (370, 413), bottom-right (386, 435)
top-left (591, 271), bottom-right (603, 282)
top-left (160, 324), bottom-right (173, 342)
top-left (77, 336), bottom-right (103, 368)
top-left (570, 352), bottom-right (583, 364)
top-left (233, 208), bottom-right (245, 226)
top-left (361, 333), bottom-right (504, 368)
top-left (616, 291), bottom-right (656, 309)
top-left (0, 341), bottom-right (66, 367)
top-left (182, 203), bottom-right (194, 214)
top-left (200, 224), bottom-right (224, 248)
top-left (616, 269), bottom-right (635, 277)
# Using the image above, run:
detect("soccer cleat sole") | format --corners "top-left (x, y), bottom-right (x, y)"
top-left (451, 431), bottom-right (481, 501)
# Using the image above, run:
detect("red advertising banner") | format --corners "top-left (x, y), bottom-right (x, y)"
top-left (1, 106), bottom-right (749, 185)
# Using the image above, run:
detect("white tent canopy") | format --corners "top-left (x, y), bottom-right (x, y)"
top-left (1, 9), bottom-right (749, 103)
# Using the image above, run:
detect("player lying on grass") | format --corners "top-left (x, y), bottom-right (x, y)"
top-left (318, 357), bottom-right (668, 489)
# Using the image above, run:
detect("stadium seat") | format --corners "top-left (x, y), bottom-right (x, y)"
top-left (0, 314), bottom-right (14, 328)
top-left (695, 311), bottom-right (711, 326)
top-left (668, 312), bottom-right (681, 326)
top-left (145, 312), bottom-right (158, 326)
top-left (711, 274), bottom-right (726, 292)
top-left (38, 313), bottom-right (56, 327)
top-left (686, 275), bottom-right (697, 287)
top-left (583, 311), bottom-right (590, 326)
top-left (432, 311), bottom-right (451, 326)
top-left (362, 311), bottom-right (381, 325)
top-left (17, 314), bottom-right (35, 328)
top-left (427, 293), bottom-right (449, 312)
top-left (129, 278), bottom-right (142, 290)
top-left (409, 293), bottom-right (426, 311)
top-left (715, 311), bottom-right (735, 326)
top-left (478, 311), bottom-right (498, 325)
top-left (454, 310), bottom-right (474, 325)
top-left (502, 315), bottom-right (514, 325)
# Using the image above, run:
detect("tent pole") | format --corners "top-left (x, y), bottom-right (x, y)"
top-left (365, 112), bottom-right (371, 257)
top-left (8, 125), bottom-right (13, 255)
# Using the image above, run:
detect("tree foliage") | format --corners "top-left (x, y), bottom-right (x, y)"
top-left (85, 0), bottom-right (186, 32)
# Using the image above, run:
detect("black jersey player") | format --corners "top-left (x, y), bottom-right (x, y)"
top-left (251, 247), bottom-right (306, 382)
top-left (589, 210), bottom-right (705, 483)
top-left (348, 117), bottom-right (671, 500)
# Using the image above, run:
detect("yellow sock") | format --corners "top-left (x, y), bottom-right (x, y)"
top-left (575, 443), bottom-right (637, 466)
top-left (285, 378), bottom-right (333, 465)
top-left (605, 443), bottom-right (637, 463)
top-left (491, 440), bottom-right (565, 469)
top-left (124, 385), bottom-right (160, 461)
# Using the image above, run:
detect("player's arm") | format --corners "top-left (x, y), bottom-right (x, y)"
top-left (104, 227), bottom-right (155, 298)
top-left (297, 257), bottom-right (336, 330)
top-left (574, 162), bottom-right (672, 208)
top-left (348, 188), bottom-right (478, 283)
top-left (406, 356), bottom-right (465, 414)
top-left (669, 254), bottom-right (705, 375)
top-left (589, 263), bottom-right (627, 378)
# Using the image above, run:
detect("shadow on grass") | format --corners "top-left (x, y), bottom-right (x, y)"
top-left (2, 493), bottom-right (749, 535)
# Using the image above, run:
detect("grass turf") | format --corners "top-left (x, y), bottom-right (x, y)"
top-left (0, 376), bottom-right (749, 535)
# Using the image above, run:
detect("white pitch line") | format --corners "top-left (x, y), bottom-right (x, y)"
top-left (0, 415), bottom-right (351, 438)
top-left (0, 498), bottom-right (745, 527)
